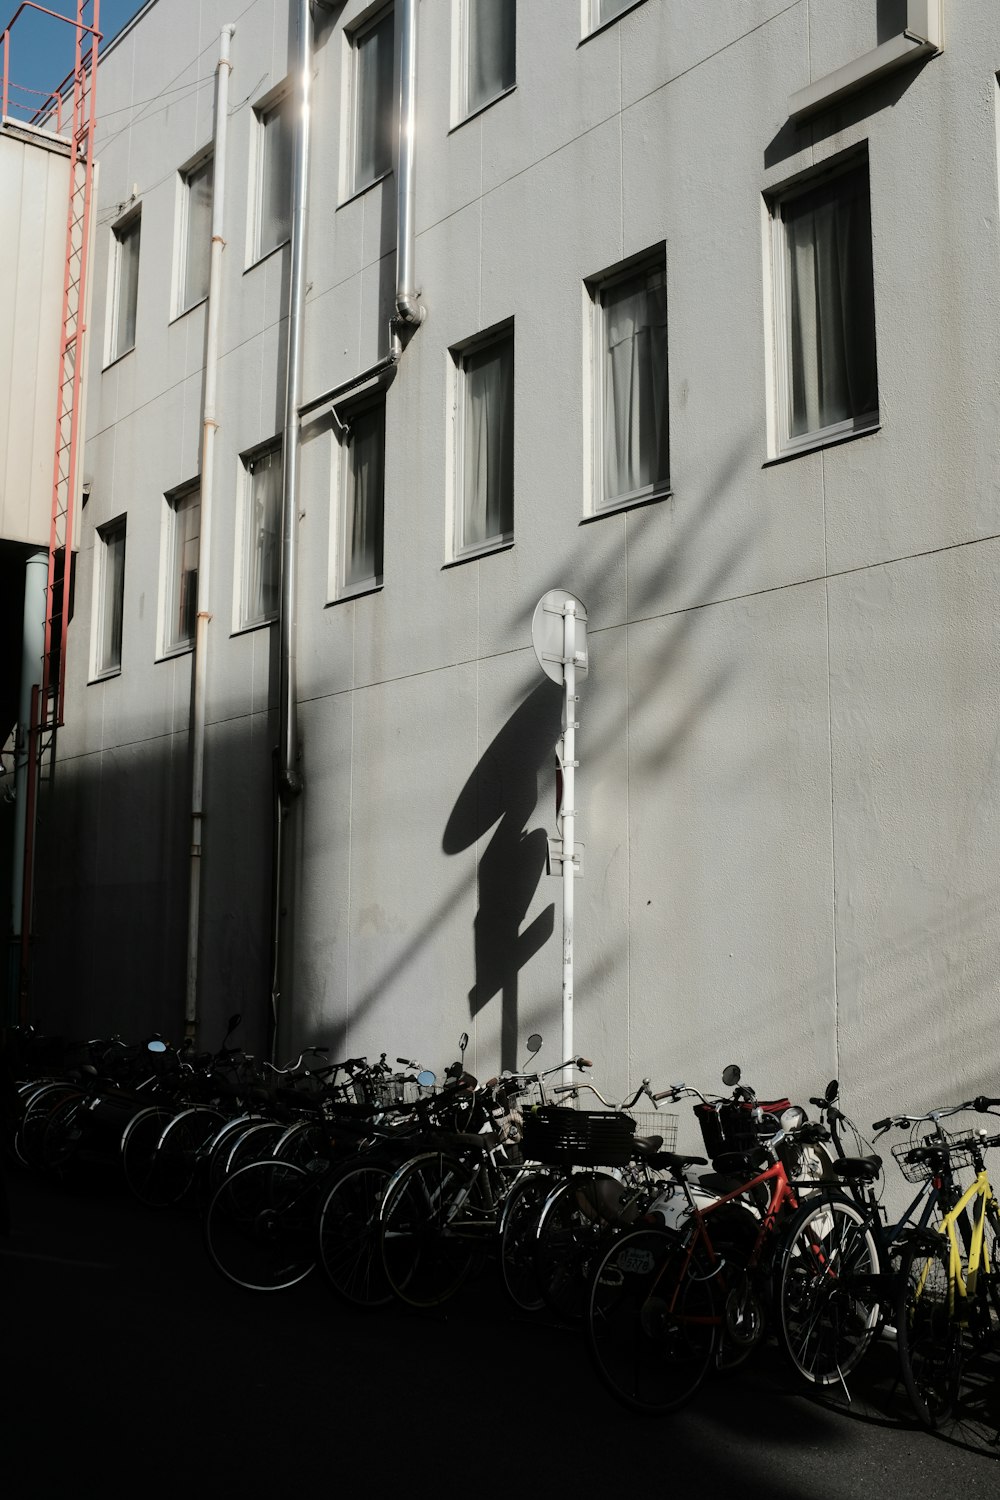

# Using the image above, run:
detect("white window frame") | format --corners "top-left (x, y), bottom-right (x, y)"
top-left (173, 148), bottom-right (213, 317)
top-left (346, 2), bottom-right (395, 199)
top-left (91, 516), bottom-right (127, 680)
top-left (331, 392), bottom-right (386, 600)
top-left (236, 440), bottom-right (283, 631)
top-left (767, 152), bottom-right (879, 460)
top-left (249, 85), bottom-right (293, 265)
top-left (586, 248), bottom-right (669, 517)
top-left (584, 0), bottom-right (647, 37)
top-left (449, 321), bottom-right (515, 562)
top-left (159, 482), bottom-right (201, 657)
top-left (456, 0), bottom-right (516, 123)
top-left (105, 208), bottom-right (141, 365)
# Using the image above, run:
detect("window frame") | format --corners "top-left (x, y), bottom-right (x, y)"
top-left (767, 151), bottom-right (880, 460)
top-left (331, 390), bottom-right (387, 601)
top-left (250, 86), bottom-right (294, 265)
top-left (584, 0), bottom-right (647, 38)
top-left (174, 148), bottom-right (213, 317)
top-left (160, 482), bottom-right (201, 658)
top-left (346, 2), bottom-right (396, 199)
top-left (449, 320), bottom-right (515, 563)
top-left (105, 208), bottom-right (141, 365)
top-left (92, 516), bottom-right (127, 681)
top-left (458, 0), bottom-right (516, 122)
top-left (236, 440), bottom-right (283, 632)
top-left (586, 247), bottom-right (670, 518)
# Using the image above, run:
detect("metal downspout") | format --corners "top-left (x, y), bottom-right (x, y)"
top-left (186, 23), bottom-right (234, 1044)
top-left (395, 0), bottom-right (424, 328)
top-left (10, 552), bottom-right (48, 1008)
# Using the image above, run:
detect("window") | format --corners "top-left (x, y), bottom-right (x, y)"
top-left (163, 485), bottom-right (200, 653)
top-left (94, 518), bottom-right (126, 678)
top-left (453, 325), bottom-right (514, 558)
top-left (463, 0), bottom-right (515, 117)
top-left (335, 396), bottom-right (385, 597)
top-left (350, 5), bottom-right (394, 194)
top-left (770, 156), bottom-right (878, 454)
top-left (178, 153), bottom-right (213, 312)
top-left (254, 92), bottom-right (293, 260)
top-left (590, 252), bottom-right (668, 513)
top-left (590, 0), bottom-right (638, 29)
top-left (107, 211), bottom-right (140, 362)
top-left (239, 443), bottom-right (282, 628)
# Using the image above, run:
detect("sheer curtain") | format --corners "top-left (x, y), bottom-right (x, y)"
top-left (170, 491), bottom-right (200, 647)
top-left (784, 166), bottom-right (877, 439)
top-left (602, 266), bottom-right (668, 505)
top-left (354, 9), bottom-right (394, 189)
top-left (247, 448), bottom-right (282, 624)
top-left (259, 100), bottom-right (293, 256)
top-left (345, 404), bottom-right (385, 589)
top-left (467, 0), bottom-right (515, 114)
top-left (115, 217), bottom-right (140, 357)
top-left (463, 334), bottom-right (514, 550)
top-left (100, 523), bottom-right (126, 673)
top-left (184, 156), bottom-right (213, 307)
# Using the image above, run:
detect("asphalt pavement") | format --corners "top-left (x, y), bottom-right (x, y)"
top-left (2, 1157), bottom-right (998, 1500)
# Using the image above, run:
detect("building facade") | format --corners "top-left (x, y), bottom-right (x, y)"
top-left (19, 0), bottom-right (1000, 1145)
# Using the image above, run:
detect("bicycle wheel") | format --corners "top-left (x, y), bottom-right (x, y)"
top-left (222, 1121), bottom-right (287, 1179)
top-left (535, 1174), bottom-right (617, 1323)
top-left (380, 1150), bottom-right (482, 1308)
top-left (138, 1106), bottom-right (223, 1208)
top-left (588, 1225), bottom-right (718, 1414)
top-left (499, 1171), bottom-right (552, 1313)
top-left (318, 1158), bottom-right (394, 1307)
top-left (271, 1120), bottom-right (325, 1167)
top-left (16, 1083), bottom-right (82, 1170)
top-left (205, 1159), bottom-right (316, 1291)
top-left (121, 1106), bottom-right (178, 1202)
top-left (778, 1194), bottom-right (882, 1387)
top-left (896, 1234), bottom-right (964, 1428)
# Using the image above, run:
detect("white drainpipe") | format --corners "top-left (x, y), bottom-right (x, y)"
top-left (186, 23), bottom-right (234, 1043)
top-left (395, 0), bottom-right (425, 328)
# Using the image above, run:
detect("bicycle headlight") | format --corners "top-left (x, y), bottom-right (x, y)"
top-left (780, 1105), bottom-right (807, 1132)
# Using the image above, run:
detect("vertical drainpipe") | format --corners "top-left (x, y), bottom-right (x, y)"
top-left (186, 23), bottom-right (234, 1044)
top-left (272, 0), bottom-right (311, 1056)
top-left (395, 0), bottom-right (425, 329)
top-left (11, 551), bottom-right (48, 948)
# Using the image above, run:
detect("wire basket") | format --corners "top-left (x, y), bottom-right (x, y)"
top-left (694, 1098), bottom-right (789, 1159)
top-left (626, 1110), bottom-right (678, 1154)
top-left (521, 1106), bottom-right (637, 1167)
top-left (891, 1128), bottom-right (986, 1183)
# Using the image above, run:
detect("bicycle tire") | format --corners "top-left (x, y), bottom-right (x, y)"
top-left (778, 1193), bottom-right (882, 1387)
top-left (205, 1115), bottom-right (259, 1196)
top-left (222, 1121), bottom-right (287, 1179)
top-left (16, 1083), bottom-right (82, 1170)
top-left (271, 1120), bottom-right (325, 1167)
top-left (896, 1233), bottom-right (965, 1428)
top-left (317, 1158), bottom-right (394, 1307)
top-left (139, 1105), bottom-right (224, 1208)
top-left (499, 1171), bottom-right (552, 1313)
top-left (379, 1150), bottom-right (483, 1308)
top-left (587, 1225), bottom-right (718, 1414)
top-left (121, 1106), bottom-right (178, 1201)
top-left (205, 1159), bottom-right (317, 1291)
top-left (535, 1174), bottom-right (618, 1323)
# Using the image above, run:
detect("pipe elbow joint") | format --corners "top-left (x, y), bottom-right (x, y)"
top-left (395, 292), bottom-right (426, 327)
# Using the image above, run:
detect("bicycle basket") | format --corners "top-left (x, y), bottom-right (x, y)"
top-left (521, 1106), bottom-right (637, 1167)
top-left (627, 1110), bottom-right (678, 1154)
top-left (695, 1098), bottom-right (789, 1159)
top-left (892, 1128), bottom-right (985, 1183)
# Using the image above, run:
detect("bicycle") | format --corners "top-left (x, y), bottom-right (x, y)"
top-left (586, 1101), bottom-right (827, 1413)
top-left (893, 1101), bottom-right (1000, 1435)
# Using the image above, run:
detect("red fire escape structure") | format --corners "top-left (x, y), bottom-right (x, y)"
top-left (2, 2), bottom-right (101, 1022)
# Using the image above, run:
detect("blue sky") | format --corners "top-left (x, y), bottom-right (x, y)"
top-left (2, 0), bottom-right (148, 120)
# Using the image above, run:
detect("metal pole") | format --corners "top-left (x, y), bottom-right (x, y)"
top-left (561, 601), bottom-right (577, 1083)
top-left (11, 551), bottom-right (48, 940)
top-left (186, 22), bottom-right (234, 1044)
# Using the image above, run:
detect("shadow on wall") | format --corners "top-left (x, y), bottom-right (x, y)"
top-left (443, 679), bottom-right (564, 1071)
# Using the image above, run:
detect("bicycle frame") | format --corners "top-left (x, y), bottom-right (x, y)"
top-left (933, 1170), bottom-right (997, 1317)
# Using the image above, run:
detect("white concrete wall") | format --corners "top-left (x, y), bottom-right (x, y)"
top-left (33, 0), bottom-right (1000, 1152)
top-left (0, 126), bottom-right (68, 547)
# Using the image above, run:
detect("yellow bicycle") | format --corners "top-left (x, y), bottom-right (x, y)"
top-left (895, 1104), bottom-right (1000, 1432)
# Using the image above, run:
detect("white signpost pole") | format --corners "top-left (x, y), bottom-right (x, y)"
top-left (531, 590), bottom-right (588, 1086)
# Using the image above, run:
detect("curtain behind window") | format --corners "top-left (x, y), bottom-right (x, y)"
top-left (259, 101), bottom-right (293, 255)
top-left (183, 157), bottom-right (213, 307)
top-left (100, 523), bottom-right (126, 672)
top-left (784, 166), bottom-right (877, 439)
top-left (170, 491), bottom-right (200, 647)
top-left (115, 218), bottom-right (140, 356)
top-left (602, 266), bottom-right (668, 505)
top-left (467, 0), bottom-right (515, 114)
top-left (345, 404), bottom-right (385, 588)
top-left (463, 335), bottom-right (514, 550)
top-left (247, 448), bottom-right (282, 623)
top-left (355, 9), bottom-right (394, 188)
